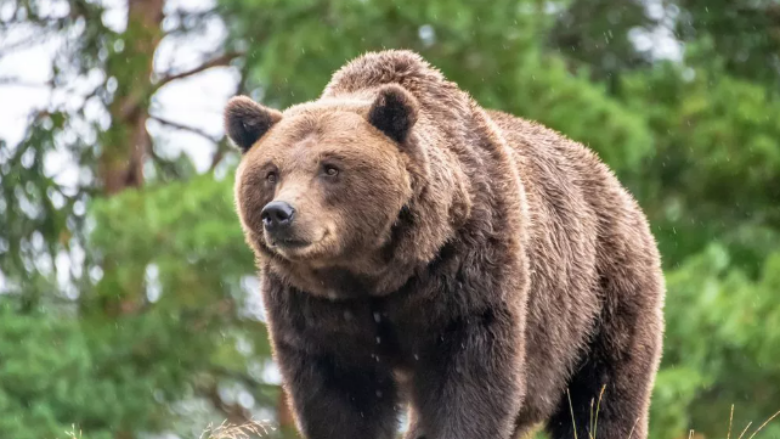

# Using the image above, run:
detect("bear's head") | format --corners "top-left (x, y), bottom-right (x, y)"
top-left (226, 84), bottom-right (450, 297)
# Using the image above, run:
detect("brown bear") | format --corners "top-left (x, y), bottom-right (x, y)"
top-left (225, 50), bottom-right (664, 439)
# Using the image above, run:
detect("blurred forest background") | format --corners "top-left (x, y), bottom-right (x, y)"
top-left (1, 0), bottom-right (780, 438)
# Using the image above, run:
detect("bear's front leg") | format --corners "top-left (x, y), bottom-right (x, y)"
top-left (274, 340), bottom-right (400, 439)
top-left (408, 308), bottom-right (525, 439)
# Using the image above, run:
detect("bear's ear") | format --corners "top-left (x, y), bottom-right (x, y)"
top-left (224, 96), bottom-right (282, 153)
top-left (367, 84), bottom-right (419, 143)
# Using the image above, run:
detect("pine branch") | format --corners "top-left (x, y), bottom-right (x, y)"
top-left (153, 51), bottom-right (244, 90)
top-left (209, 140), bottom-right (231, 172)
top-left (149, 115), bottom-right (220, 143)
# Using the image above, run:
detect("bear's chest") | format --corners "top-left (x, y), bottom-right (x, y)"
top-left (264, 259), bottom-right (497, 364)
top-left (272, 287), bottom-right (432, 365)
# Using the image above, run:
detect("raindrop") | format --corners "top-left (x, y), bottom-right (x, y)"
top-left (373, 312), bottom-right (382, 322)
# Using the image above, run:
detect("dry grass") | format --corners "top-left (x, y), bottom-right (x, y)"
top-left (61, 406), bottom-right (780, 439)
top-left (685, 404), bottom-right (780, 439)
top-left (567, 391), bottom-right (780, 439)
top-left (199, 419), bottom-right (276, 439)
top-left (63, 419), bottom-right (275, 439)
top-left (566, 384), bottom-right (607, 439)
top-left (64, 425), bottom-right (83, 439)
top-left (743, 408), bottom-right (780, 439)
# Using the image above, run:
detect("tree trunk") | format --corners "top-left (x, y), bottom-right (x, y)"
top-left (94, 0), bottom-right (164, 320)
top-left (97, 3), bottom-right (165, 438)
top-left (100, 0), bottom-right (164, 195)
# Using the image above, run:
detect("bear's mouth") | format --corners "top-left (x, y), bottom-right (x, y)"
top-left (267, 229), bottom-right (329, 252)
top-left (270, 237), bottom-right (311, 249)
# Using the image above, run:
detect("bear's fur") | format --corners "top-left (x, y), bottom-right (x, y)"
top-left (225, 50), bottom-right (664, 439)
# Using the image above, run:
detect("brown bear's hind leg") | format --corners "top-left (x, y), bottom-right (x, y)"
top-left (546, 268), bottom-right (663, 439)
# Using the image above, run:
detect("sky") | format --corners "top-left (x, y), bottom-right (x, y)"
top-left (0, 0), bottom-right (234, 180)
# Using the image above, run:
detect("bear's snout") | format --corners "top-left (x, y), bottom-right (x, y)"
top-left (261, 200), bottom-right (296, 232)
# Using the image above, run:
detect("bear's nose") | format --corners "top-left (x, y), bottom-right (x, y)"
top-left (261, 201), bottom-right (296, 230)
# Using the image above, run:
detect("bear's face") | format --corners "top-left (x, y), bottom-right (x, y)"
top-left (226, 85), bottom-right (420, 269)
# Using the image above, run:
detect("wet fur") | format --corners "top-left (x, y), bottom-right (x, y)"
top-left (228, 50), bottom-right (664, 439)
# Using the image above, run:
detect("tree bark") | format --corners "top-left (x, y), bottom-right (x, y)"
top-left (100, 0), bottom-right (165, 195)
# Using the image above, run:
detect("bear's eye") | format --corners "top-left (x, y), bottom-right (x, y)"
top-left (266, 171), bottom-right (278, 183)
top-left (323, 164), bottom-right (340, 177)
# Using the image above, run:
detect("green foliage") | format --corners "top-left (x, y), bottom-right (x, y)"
top-left (621, 59), bottom-right (780, 271)
top-left (0, 303), bottom-right (96, 439)
top-left (549, 0), bottom-right (658, 81)
top-left (652, 245), bottom-right (780, 439)
top-left (674, 0), bottom-right (780, 89)
top-left (493, 51), bottom-right (654, 178)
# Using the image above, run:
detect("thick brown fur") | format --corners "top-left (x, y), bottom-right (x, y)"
top-left (226, 50), bottom-right (664, 439)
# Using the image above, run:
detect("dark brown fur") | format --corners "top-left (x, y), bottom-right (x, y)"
top-left (225, 50), bottom-right (664, 439)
